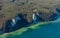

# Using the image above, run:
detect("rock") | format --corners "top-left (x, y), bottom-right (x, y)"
top-left (5, 13), bottom-right (29, 32)
top-left (0, 0), bottom-right (60, 34)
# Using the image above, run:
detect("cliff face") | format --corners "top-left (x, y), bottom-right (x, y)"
top-left (0, 0), bottom-right (60, 33)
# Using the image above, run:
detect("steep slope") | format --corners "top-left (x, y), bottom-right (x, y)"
top-left (0, 0), bottom-right (60, 35)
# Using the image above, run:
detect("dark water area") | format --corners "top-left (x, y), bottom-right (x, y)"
top-left (19, 18), bottom-right (60, 38)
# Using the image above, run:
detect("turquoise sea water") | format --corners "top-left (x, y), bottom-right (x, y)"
top-left (0, 17), bottom-right (60, 38)
top-left (19, 18), bottom-right (60, 38)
